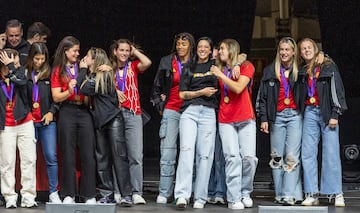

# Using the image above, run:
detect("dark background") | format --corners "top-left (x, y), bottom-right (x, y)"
top-left (1, 0), bottom-right (360, 177)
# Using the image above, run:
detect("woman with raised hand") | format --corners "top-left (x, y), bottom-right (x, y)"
top-left (298, 38), bottom-right (347, 207)
top-left (109, 38), bottom-right (151, 205)
top-left (211, 39), bottom-right (258, 210)
top-left (51, 36), bottom-right (96, 204)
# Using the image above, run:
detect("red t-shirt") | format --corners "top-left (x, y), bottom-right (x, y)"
top-left (305, 67), bottom-right (320, 106)
top-left (50, 66), bottom-right (85, 102)
top-left (115, 60), bottom-right (142, 114)
top-left (218, 61), bottom-right (255, 123)
top-left (164, 56), bottom-right (183, 112)
top-left (277, 72), bottom-right (297, 112)
top-left (5, 96), bottom-right (32, 126)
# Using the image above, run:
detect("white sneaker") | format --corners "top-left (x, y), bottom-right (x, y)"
top-left (228, 201), bottom-right (244, 210)
top-left (335, 194), bottom-right (345, 207)
top-left (63, 196), bottom-right (75, 204)
top-left (114, 193), bottom-right (121, 204)
top-left (132, 194), bottom-right (146, 204)
top-left (156, 195), bottom-right (167, 204)
top-left (242, 196), bottom-right (253, 208)
top-left (193, 200), bottom-right (204, 209)
top-left (301, 195), bottom-right (319, 206)
top-left (214, 197), bottom-right (225, 204)
top-left (176, 197), bottom-right (187, 209)
top-left (20, 197), bottom-right (38, 208)
top-left (5, 198), bottom-right (17, 209)
top-left (85, 198), bottom-right (96, 204)
top-left (49, 191), bottom-right (62, 204)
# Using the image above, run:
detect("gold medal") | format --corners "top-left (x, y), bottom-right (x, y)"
top-left (33, 102), bottom-right (39, 108)
top-left (224, 96), bottom-right (230, 104)
top-left (7, 102), bottom-right (12, 108)
top-left (309, 97), bottom-right (316, 104)
top-left (75, 95), bottom-right (80, 101)
top-left (284, 98), bottom-right (290, 105)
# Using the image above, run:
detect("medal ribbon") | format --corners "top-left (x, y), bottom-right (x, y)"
top-left (1, 80), bottom-right (14, 104)
top-left (32, 71), bottom-right (39, 103)
top-left (308, 67), bottom-right (318, 98)
top-left (223, 66), bottom-right (232, 97)
top-left (175, 55), bottom-right (183, 75)
top-left (280, 64), bottom-right (290, 99)
top-left (115, 60), bottom-right (129, 92)
top-left (65, 63), bottom-right (78, 94)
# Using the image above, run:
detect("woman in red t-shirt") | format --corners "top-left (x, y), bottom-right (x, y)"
top-left (109, 38), bottom-right (151, 205)
top-left (51, 36), bottom-right (96, 204)
top-left (210, 39), bottom-right (257, 210)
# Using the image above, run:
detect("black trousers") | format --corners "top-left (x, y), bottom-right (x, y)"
top-left (95, 113), bottom-right (132, 198)
top-left (58, 104), bottom-right (96, 199)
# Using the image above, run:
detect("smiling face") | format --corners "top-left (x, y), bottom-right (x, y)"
top-left (299, 40), bottom-right (316, 63)
top-left (176, 38), bottom-right (191, 60)
top-left (279, 42), bottom-right (295, 66)
top-left (65, 44), bottom-right (80, 64)
top-left (33, 54), bottom-right (46, 70)
top-left (218, 42), bottom-right (230, 64)
top-left (113, 43), bottom-right (131, 64)
top-left (197, 40), bottom-right (211, 63)
top-left (6, 26), bottom-right (23, 47)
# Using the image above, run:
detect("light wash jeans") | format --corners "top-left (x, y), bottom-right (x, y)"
top-left (219, 119), bottom-right (258, 203)
top-left (302, 106), bottom-right (343, 195)
top-left (120, 108), bottom-right (144, 195)
top-left (158, 109), bottom-right (180, 198)
top-left (270, 108), bottom-right (302, 201)
top-left (208, 129), bottom-right (227, 200)
top-left (34, 122), bottom-right (58, 193)
top-left (174, 105), bottom-right (216, 204)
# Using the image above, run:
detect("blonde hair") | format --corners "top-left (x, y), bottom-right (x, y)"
top-left (275, 37), bottom-right (299, 81)
top-left (297, 38), bottom-right (332, 77)
top-left (215, 39), bottom-right (240, 72)
top-left (84, 47), bottom-right (115, 94)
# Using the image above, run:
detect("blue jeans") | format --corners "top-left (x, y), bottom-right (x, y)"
top-left (208, 129), bottom-right (226, 199)
top-left (34, 121), bottom-right (58, 193)
top-left (174, 105), bottom-right (216, 204)
top-left (219, 119), bottom-right (258, 203)
top-left (302, 106), bottom-right (342, 195)
top-left (158, 109), bottom-right (180, 198)
top-left (270, 108), bottom-right (302, 201)
top-left (120, 108), bottom-right (144, 195)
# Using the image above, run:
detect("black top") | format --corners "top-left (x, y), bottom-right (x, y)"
top-left (179, 59), bottom-right (219, 112)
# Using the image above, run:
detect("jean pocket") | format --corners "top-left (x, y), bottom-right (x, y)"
top-left (159, 118), bottom-right (168, 139)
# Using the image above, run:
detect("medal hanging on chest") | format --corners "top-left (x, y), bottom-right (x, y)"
top-left (280, 65), bottom-right (290, 105)
top-left (116, 60), bottom-right (129, 92)
top-left (308, 67), bottom-right (318, 104)
top-left (66, 63), bottom-right (79, 99)
top-left (32, 71), bottom-right (40, 108)
top-left (223, 66), bottom-right (232, 104)
top-left (1, 79), bottom-right (14, 108)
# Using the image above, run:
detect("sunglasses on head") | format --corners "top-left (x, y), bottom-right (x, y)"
top-left (175, 34), bottom-right (190, 41)
top-left (92, 47), bottom-right (96, 59)
top-left (282, 37), bottom-right (296, 45)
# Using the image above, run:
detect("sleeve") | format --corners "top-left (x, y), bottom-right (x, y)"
top-left (179, 65), bottom-right (192, 92)
top-left (240, 61), bottom-right (255, 79)
top-left (330, 63), bottom-right (348, 119)
top-left (50, 67), bottom-right (62, 88)
top-left (7, 63), bottom-right (27, 86)
top-left (77, 68), bottom-right (96, 96)
top-left (256, 71), bottom-right (268, 123)
top-left (150, 57), bottom-right (167, 112)
top-left (132, 60), bottom-right (141, 74)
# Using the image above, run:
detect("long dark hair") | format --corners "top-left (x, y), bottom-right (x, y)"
top-left (26, 42), bottom-right (50, 80)
top-left (53, 36), bottom-right (80, 81)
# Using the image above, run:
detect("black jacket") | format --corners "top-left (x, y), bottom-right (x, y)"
top-left (27, 72), bottom-right (59, 120)
top-left (0, 63), bottom-right (30, 129)
top-left (298, 61), bottom-right (347, 124)
top-left (77, 68), bottom-right (121, 129)
top-left (256, 61), bottom-right (305, 124)
top-left (150, 53), bottom-right (175, 113)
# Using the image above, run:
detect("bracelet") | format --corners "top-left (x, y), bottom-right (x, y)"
top-left (234, 63), bottom-right (241, 67)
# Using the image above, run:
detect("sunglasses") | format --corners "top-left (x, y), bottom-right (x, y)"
top-left (91, 47), bottom-right (97, 59)
top-left (175, 34), bottom-right (190, 41)
top-left (282, 37), bottom-right (296, 45)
